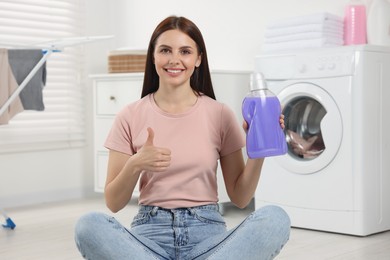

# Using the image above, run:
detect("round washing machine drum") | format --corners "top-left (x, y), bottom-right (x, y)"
top-left (276, 82), bottom-right (343, 174)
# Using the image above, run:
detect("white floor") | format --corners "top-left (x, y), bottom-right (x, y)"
top-left (1, 197), bottom-right (389, 260)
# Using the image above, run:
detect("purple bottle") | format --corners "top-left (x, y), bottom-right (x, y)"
top-left (242, 72), bottom-right (287, 158)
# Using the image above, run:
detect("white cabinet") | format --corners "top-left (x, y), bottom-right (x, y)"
top-left (91, 73), bottom-right (144, 193)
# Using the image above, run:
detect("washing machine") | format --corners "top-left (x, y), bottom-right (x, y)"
top-left (254, 45), bottom-right (390, 236)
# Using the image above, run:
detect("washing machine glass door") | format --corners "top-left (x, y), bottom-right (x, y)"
top-left (276, 82), bottom-right (343, 174)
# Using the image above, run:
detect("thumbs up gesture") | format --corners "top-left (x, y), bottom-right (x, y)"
top-left (144, 127), bottom-right (156, 147)
top-left (136, 127), bottom-right (171, 172)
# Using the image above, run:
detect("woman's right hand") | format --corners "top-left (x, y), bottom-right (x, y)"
top-left (105, 127), bottom-right (171, 212)
top-left (134, 127), bottom-right (171, 173)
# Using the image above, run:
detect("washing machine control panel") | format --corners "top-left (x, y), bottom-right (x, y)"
top-left (296, 53), bottom-right (355, 78)
top-left (255, 51), bottom-right (356, 80)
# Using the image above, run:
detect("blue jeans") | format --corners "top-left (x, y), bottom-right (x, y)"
top-left (75, 204), bottom-right (290, 260)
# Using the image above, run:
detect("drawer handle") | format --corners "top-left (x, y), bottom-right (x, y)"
top-left (109, 96), bottom-right (116, 101)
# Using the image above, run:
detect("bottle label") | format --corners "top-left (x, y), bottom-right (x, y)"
top-left (242, 96), bottom-right (287, 158)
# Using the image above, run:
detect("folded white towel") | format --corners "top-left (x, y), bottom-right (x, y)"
top-left (267, 12), bottom-right (344, 29)
top-left (264, 31), bottom-right (343, 44)
top-left (265, 22), bottom-right (344, 38)
top-left (262, 38), bottom-right (343, 53)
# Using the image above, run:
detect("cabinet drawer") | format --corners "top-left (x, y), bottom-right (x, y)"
top-left (96, 80), bottom-right (143, 115)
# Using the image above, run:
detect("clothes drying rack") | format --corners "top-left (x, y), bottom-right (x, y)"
top-left (0, 35), bottom-right (113, 229)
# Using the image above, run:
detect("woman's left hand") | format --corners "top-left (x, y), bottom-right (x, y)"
top-left (279, 114), bottom-right (285, 129)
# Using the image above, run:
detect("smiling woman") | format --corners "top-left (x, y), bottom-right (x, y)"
top-left (75, 15), bottom-right (290, 260)
top-left (0, 0), bottom-right (86, 153)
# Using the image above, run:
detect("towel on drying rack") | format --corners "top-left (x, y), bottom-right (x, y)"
top-left (0, 49), bottom-right (24, 125)
top-left (8, 49), bottom-right (47, 111)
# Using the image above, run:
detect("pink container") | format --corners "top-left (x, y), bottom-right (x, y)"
top-left (344, 5), bottom-right (367, 45)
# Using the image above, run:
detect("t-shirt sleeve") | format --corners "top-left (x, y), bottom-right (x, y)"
top-left (220, 104), bottom-right (245, 157)
top-left (104, 107), bottom-right (134, 155)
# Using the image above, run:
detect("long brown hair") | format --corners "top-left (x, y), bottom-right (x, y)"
top-left (141, 16), bottom-right (215, 100)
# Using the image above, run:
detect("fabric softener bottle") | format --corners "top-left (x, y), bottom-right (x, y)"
top-left (242, 72), bottom-right (287, 158)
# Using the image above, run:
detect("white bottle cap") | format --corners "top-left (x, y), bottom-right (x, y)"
top-left (250, 72), bottom-right (267, 91)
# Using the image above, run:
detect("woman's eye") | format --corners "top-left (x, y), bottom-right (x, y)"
top-left (160, 48), bottom-right (171, 54)
top-left (181, 49), bottom-right (191, 55)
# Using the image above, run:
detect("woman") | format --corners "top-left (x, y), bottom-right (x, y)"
top-left (75, 16), bottom-right (290, 260)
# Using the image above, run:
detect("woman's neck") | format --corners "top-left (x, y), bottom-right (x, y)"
top-left (153, 86), bottom-right (198, 114)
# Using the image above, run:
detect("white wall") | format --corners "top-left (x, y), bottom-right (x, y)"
top-left (1, 0), bottom-right (368, 209)
top-left (0, 149), bottom-right (90, 208)
top-left (85, 0), bottom-right (363, 74)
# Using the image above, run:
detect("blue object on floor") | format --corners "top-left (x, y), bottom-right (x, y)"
top-left (2, 217), bottom-right (16, 229)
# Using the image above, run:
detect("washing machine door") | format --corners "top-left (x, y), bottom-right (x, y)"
top-left (276, 82), bottom-right (342, 174)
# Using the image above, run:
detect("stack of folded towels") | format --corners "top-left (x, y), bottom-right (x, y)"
top-left (263, 12), bottom-right (344, 53)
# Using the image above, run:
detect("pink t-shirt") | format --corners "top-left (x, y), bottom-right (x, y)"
top-left (104, 93), bottom-right (245, 209)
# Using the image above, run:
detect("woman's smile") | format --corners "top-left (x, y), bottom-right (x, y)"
top-left (164, 68), bottom-right (184, 75)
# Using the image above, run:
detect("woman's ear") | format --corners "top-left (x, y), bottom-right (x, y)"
top-left (195, 54), bottom-right (202, 67)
